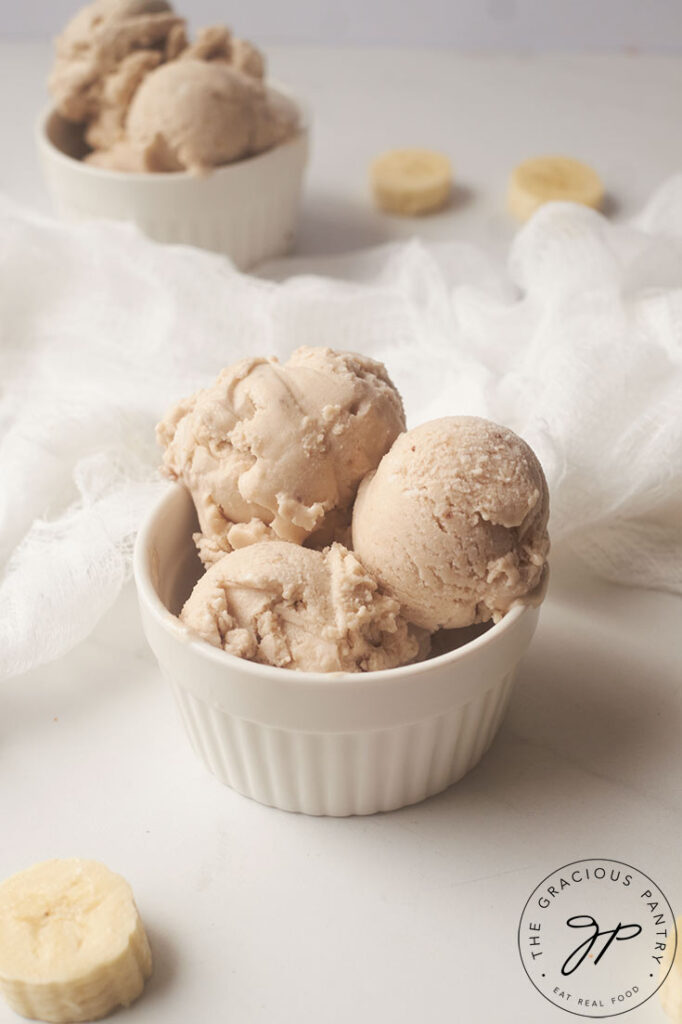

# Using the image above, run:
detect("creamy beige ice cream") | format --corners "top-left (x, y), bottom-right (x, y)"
top-left (179, 25), bottom-right (265, 78)
top-left (84, 47), bottom-right (166, 152)
top-left (180, 541), bottom-right (424, 672)
top-left (158, 350), bottom-right (550, 673)
top-left (49, 0), bottom-right (186, 148)
top-left (352, 416), bottom-right (550, 631)
top-left (157, 347), bottom-right (406, 566)
top-left (50, 0), bottom-right (297, 173)
top-left (126, 60), bottom-right (296, 173)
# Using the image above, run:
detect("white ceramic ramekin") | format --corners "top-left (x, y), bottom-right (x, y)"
top-left (133, 484), bottom-right (540, 816)
top-left (35, 86), bottom-right (309, 270)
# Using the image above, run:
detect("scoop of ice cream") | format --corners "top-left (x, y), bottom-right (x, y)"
top-left (352, 416), bottom-right (550, 631)
top-left (157, 347), bottom-right (406, 565)
top-left (84, 47), bottom-right (162, 150)
top-left (252, 87), bottom-right (301, 153)
top-left (180, 541), bottom-right (424, 672)
top-left (49, 0), bottom-right (186, 127)
top-left (230, 37), bottom-right (266, 79)
top-left (50, 1), bottom-right (294, 173)
top-left (125, 59), bottom-right (295, 173)
top-left (179, 25), bottom-right (265, 79)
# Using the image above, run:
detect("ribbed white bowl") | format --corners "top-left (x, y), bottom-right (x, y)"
top-left (134, 485), bottom-right (540, 816)
top-left (35, 86), bottom-right (309, 271)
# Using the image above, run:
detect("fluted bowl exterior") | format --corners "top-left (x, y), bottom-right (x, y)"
top-left (134, 484), bottom-right (540, 816)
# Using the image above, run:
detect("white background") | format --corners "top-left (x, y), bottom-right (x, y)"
top-left (1, 0), bottom-right (682, 49)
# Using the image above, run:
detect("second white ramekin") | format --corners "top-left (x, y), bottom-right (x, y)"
top-left (36, 87), bottom-right (309, 271)
top-left (134, 484), bottom-right (540, 816)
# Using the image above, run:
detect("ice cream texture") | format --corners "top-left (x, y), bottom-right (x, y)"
top-left (50, 0), bottom-right (186, 148)
top-left (180, 541), bottom-right (423, 673)
top-left (126, 60), bottom-right (296, 174)
top-left (352, 416), bottom-right (550, 631)
top-left (179, 25), bottom-right (265, 79)
top-left (157, 347), bottom-right (406, 566)
top-left (50, 0), bottom-right (298, 173)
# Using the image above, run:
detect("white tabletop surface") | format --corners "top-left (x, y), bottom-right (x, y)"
top-left (1, 42), bottom-right (681, 1024)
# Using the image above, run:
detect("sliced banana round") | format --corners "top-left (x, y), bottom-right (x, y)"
top-left (660, 918), bottom-right (682, 1021)
top-left (508, 155), bottom-right (604, 221)
top-left (0, 859), bottom-right (152, 1023)
top-left (370, 148), bottom-right (452, 216)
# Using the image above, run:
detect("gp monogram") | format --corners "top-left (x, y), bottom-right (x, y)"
top-left (518, 859), bottom-right (676, 1018)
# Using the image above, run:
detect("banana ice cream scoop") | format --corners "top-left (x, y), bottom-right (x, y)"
top-left (352, 416), bottom-right (550, 631)
top-left (157, 346), bottom-right (406, 566)
top-left (49, 0), bottom-right (186, 136)
top-left (181, 541), bottom-right (425, 672)
top-left (125, 59), bottom-right (297, 173)
top-left (507, 155), bottom-right (604, 221)
top-left (49, 2), bottom-right (293, 173)
top-left (0, 859), bottom-right (152, 1023)
top-left (178, 24), bottom-right (265, 78)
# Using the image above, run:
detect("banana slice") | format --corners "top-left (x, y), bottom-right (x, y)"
top-left (370, 148), bottom-right (452, 216)
top-left (508, 155), bottom-right (604, 221)
top-left (0, 859), bottom-right (152, 1023)
top-left (660, 919), bottom-right (682, 1021)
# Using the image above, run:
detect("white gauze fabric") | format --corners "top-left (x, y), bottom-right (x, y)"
top-left (1, 179), bottom-right (681, 681)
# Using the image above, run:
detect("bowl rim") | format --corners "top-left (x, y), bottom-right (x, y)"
top-left (133, 482), bottom-right (536, 690)
top-left (35, 79), bottom-right (309, 183)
